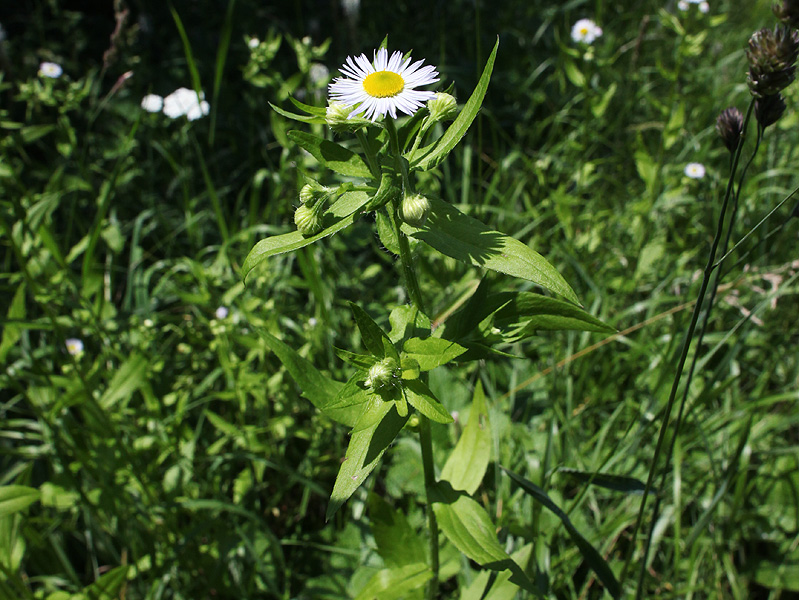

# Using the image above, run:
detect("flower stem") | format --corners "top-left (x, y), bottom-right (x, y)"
top-left (419, 416), bottom-right (440, 599)
top-left (355, 128), bottom-right (381, 179)
top-left (622, 98), bottom-right (755, 596)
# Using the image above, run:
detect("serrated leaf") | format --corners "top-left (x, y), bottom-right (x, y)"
top-left (559, 468), bottom-right (652, 495)
top-left (0, 486), bottom-right (40, 518)
top-left (368, 493), bottom-right (427, 567)
top-left (502, 468), bottom-right (621, 599)
top-left (354, 562), bottom-right (432, 600)
top-left (327, 404), bottom-right (408, 520)
top-left (441, 381), bottom-right (490, 494)
top-left (432, 482), bottom-right (535, 594)
top-left (243, 191), bottom-right (370, 281)
top-left (349, 303), bottom-right (399, 360)
top-left (402, 197), bottom-right (578, 303)
top-left (409, 38), bottom-right (499, 172)
top-left (288, 130), bottom-right (372, 178)
top-left (403, 379), bottom-right (453, 424)
top-left (256, 329), bottom-right (360, 427)
top-left (401, 337), bottom-right (467, 371)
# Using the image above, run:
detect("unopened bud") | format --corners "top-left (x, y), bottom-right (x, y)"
top-left (299, 181), bottom-right (329, 205)
top-left (427, 93), bottom-right (458, 123)
top-left (365, 357), bottom-right (399, 391)
top-left (746, 26), bottom-right (799, 97)
top-left (774, 0), bottom-right (799, 29)
top-left (400, 193), bottom-right (431, 227)
top-left (294, 204), bottom-right (323, 236)
top-left (716, 107), bottom-right (744, 152)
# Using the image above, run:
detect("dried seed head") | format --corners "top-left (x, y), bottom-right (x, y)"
top-left (755, 93), bottom-right (787, 128)
top-left (716, 107), bottom-right (744, 152)
top-left (774, 0), bottom-right (799, 29)
top-left (746, 26), bottom-right (799, 97)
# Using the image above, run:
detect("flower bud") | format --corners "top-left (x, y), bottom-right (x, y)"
top-left (746, 26), bottom-right (799, 97)
top-left (715, 107), bottom-right (744, 152)
top-left (400, 193), bottom-right (431, 227)
top-left (294, 204), bottom-right (323, 236)
top-left (427, 93), bottom-right (458, 123)
top-left (299, 181), bottom-right (330, 205)
top-left (365, 357), bottom-right (399, 391)
top-left (755, 93), bottom-right (787, 128)
top-left (774, 0), bottom-right (799, 29)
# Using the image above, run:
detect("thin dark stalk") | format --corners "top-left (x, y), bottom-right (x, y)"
top-left (621, 99), bottom-right (755, 595)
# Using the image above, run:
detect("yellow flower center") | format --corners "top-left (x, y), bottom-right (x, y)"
top-left (579, 27), bottom-right (589, 35)
top-left (363, 70), bottom-right (404, 98)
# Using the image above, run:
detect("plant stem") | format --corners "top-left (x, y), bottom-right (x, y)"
top-left (419, 416), bottom-right (440, 599)
top-left (621, 99), bottom-right (755, 595)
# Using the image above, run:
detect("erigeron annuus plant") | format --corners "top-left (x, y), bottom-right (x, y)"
top-left (244, 39), bottom-right (617, 598)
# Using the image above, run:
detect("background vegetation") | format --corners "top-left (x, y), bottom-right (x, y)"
top-left (2, 0), bottom-right (798, 597)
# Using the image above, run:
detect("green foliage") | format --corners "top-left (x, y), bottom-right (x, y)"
top-left (3, 1), bottom-right (799, 598)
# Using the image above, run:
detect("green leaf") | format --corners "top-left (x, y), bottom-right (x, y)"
top-left (388, 305), bottom-right (431, 345)
top-left (334, 347), bottom-right (378, 370)
top-left (99, 353), bottom-right (148, 409)
top-left (256, 329), bottom-right (360, 427)
top-left (403, 379), bottom-right (453, 424)
top-left (441, 381), bottom-right (490, 495)
top-left (460, 544), bottom-right (533, 600)
top-left (83, 565), bottom-right (131, 599)
top-left (401, 337), bottom-right (467, 371)
top-left (376, 209), bottom-right (400, 255)
top-left (325, 373), bottom-right (372, 428)
top-left (0, 486), bottom-right (40, 518)
top-left (402, 197), bottom-right (579, 303)
top-left (354, 563), bottom-right (432, 600)
top-left (502, 468), bottom-right (621, 599)
top-left (288, 96), bottom-right (328, 117)
top-left (432, 482), bottom-right (535, 595)
top-left (349, 303), bottom-right (399, 361)
top-left (327, 404), bottom-right (408, 520)
top-left (0, 283), bottom-right (26, 363)
top-left (368, 493), bottom-right (427, 567)
top-left (752, 561), bottom-right (799, 592)
top-left (559, 468), bottom-right (652, 495)
top-left (243, 191), bottom-right (370, 281)
top-left (493, 293), bottom-right (614, 340)
top-left (269, 102), bottom-right (326, 124)
top-left (288, 130), bottom-right (372, 178)
top-left (409, 38), bottom-right (499, 171)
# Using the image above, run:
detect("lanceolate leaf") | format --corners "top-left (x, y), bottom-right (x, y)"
top-left (402, 197), bottom-right (579, 303)
top-left (409, 38), bottom-right (499, 172)
top-left (493, 293), bottom-right (614, 339)
top-left (431, 482), bottom-right (535, 594)
top-left (257, 329), bottom-right (363, 427)
top-left (401, 337), bottom-right (466, 371)
top-left (288, 130), bottom-right (372, 178)
top-left (559, 468), bottom-right (652, 495)
top-left (349, 303), bottom-right (399, 361)
top-left (502, 468), bottom-right (621, 599)
top-left (368, 493), bottom-right (427, 567)
top-left (243, 191), bottom-right (370, 281)
top-left (327, 403), bottom-right (408, 520)
top-left (403, 379), bottom-right (453, 424)
top-left (441, 380), bottom-right (491, 495)
top-left (269, 102), bottom-right (326, 124)
top-left (0, 485), bottom-right (41, 518)
top-left (354, 563), bottom-right (432, 600)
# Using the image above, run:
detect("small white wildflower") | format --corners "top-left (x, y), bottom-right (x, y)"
top-left (677, 0), bottom-right (689, 10)
top-left (248, 37), bottom-right (260, 49)
top-left (143, 318), bottom-right (154, 328)
top-left (308, 317), bottom-right (318, 327)
top-left (162, 87), bottom-right (210, 120)
top-left (328, 48), bottom-right (439, 121)
top-left (215, 306), bottom-right (229, 320)
top-left (38, 62), bottom-right (63, 78)
top-left (684, 162), bottom-right (706, 179)
top-left (141, 94), bottom-right (163, 112)
top-left (571, 18), bottom-right (603, 45)
top-left (65, 338), bottom-right (84, 356)
top-left (698, 1), bottom-right (709, 13)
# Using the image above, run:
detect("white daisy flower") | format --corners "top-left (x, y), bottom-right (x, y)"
top-left (65, 338), bottom-right (84, 356)
top-left (163, 87), bottom-right (210, 120)
top-left (328, 48), bottom-right (439, 121)
top-left (141, 94), bottom-right (163, 112)
top-left (684, 162), bottom-right (706, 179)
top-left (38, 62), bottom-right (63, 78)
top-left (571, 18), bottom-right (603, 45)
